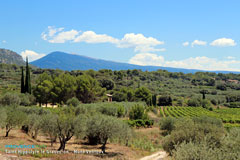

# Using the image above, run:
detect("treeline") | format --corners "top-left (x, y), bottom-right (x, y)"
top-left (33, 72), bottom-right (156, 106)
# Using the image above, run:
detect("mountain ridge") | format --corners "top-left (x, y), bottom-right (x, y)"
top-left (31, 51), bottom-right (240, 74)
top-left (0, 48), bottom-right (25, 65)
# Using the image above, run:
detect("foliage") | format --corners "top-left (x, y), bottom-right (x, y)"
top-left (158, 95), bottom-right (172, 106)
top-left (85, 114), bottom-right (131, 153)
top-left (76, 74), bottom-right (105, 103)
top-left (129, 104), bottom-right (148, 120)
top-left (66, 97), bottom-right (80, 107)
top-left (172, 127), bottom-right (240, 160)
top-left (159, 117), bottom-right (176, 135)
top-left (162, 117), bottom-right (225, 155)
top-left (99, 79), bottom-right (115, 90)
top-left (135, 87), bottom-right (152, 105)
top-left (24, 57), bottom-right (31, 94)
top-left (216, 83), bottom-right (227, 91)
top-left (0, 92), bottom-right (20, 106)
top-left (187, 98), bottom-right (201, 107)
top-left (125, 119), bottom-right (154, 128)
top-left (4, 107), bottom-right (26, 137)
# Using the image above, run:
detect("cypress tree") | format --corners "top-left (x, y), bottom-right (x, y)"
top-left (152, 94), bottom-right (157, 106)
top-left (25, 57), bottom-right (31, 94)
top-left (21, 66), bottom-right (25, 93)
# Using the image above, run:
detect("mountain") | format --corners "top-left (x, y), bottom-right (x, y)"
top-left (31, 51), bottom-right (240, 74)
top-left (0, 48), bottom-right (25, 65)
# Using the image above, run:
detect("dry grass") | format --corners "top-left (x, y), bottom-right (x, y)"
top-left (0, 128), bottom-right (148, 160)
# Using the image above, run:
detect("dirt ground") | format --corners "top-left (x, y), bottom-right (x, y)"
top-left (0, 128), bottom-right (158, 160)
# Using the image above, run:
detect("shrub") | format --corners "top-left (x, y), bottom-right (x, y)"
top-left (97, 105), bottom-right (118, 116)
top-left (19, 93), bottom-right (36, 106)
top-left (172, 139), bottom-right (221, 160)
top-left (201, 99), bottom-right (212, 108)
top-left (162, 117), bottom-right (224, 155)
top-left (66, 97), bottom-right (80, 107)
top-left (117, 105), bottom-right (125, 117)
top-left (211, 99), bottom-right (217, 105)
top-left (129, 104), bottom-right (148, 120)
top-left (0, 93), bottom-right (20, 106)
top-left (229, 102), bottom-right (240, 108)
top-left (159, 117), bottom-right (176, 135)
top-left (216, 83), bottom-right (227, 91)
top-left (187, 98), bottom-right (200, 107)
top-left (158, 95), bottom-right (172, 106)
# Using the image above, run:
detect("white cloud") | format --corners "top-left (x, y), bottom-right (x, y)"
top-left (41, 26), bottom-right (79, 43)
top-left (227, 56), bottom-right (235, 60)
top-left (191, 40), bottom-right (207, 47)
top-left (129, 53), bottom-right (240, 71)
top-left (20, 50), bottom-right (46, 62)
top-left (41, 26), bottom-right (164, 53)
top-left (129, 53), bottom-right (165, 66)
top-left (182, 41), bottom-right (189, 46)
top-left (74, 31), bottom-right (118, 43)
top-left (49, 29), bottom-right (79, 43)
top-left (210, 38), bottom-right (236, 47)
top-left (117, 33), bottom-right (164, 52)
top-left (2, 40), bottom-right (7, 43)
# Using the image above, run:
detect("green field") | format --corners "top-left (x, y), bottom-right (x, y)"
top-left (159, 106), bottom-right (240, 127)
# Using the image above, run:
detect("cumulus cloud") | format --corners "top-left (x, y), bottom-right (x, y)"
top-left (182, 41), bottom-right (189, 46)
top-left (41, 26), bottom-right (79, 43)
top-left (20, 50), bottom-right (46, 62)
top-left (41, 26), bottom-right (164, 53)
top-left (129, 53), bottom-right (165, 66)
top-left (129, 53), bottom-right (240, 71)
top-left (116, 33), bottom-right (164, 52)
top-left (191, 40), bottom-right (207, 47)
top-left (210, 38), bottom-right (236, 47)
top-left (74, 31), bottom-right (118, 43)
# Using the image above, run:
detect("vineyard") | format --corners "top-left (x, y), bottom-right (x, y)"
top-left (159, 106), bottom-right (240, 127)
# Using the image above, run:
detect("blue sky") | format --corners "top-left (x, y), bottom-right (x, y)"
top-left (1, 0), bottom-right (240, 71)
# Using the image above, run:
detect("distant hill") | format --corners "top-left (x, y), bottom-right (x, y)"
top-left (31, 51), bottom-right (240, 74)
top-left (0, 48), bottom-right (25, 66)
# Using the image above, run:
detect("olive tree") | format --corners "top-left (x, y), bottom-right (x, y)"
top-left (85, 114), bottom-right (132, 153)
top-left (25, 114), bottom-right (42, 139)
top-left (40, 113), bottom-right (58, 147)
top-left (5, 107), bottom-right (26, 137)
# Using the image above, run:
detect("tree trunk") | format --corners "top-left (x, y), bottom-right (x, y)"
top-left (101, 138), bottom-right (108, 154)
top-left (58, 138), bottom-right (66, 151)
top-left (5, 129), bottom-right (10, 137)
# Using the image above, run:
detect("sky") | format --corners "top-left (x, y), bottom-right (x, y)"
top-left (1, 0), bottom-right (240, 71)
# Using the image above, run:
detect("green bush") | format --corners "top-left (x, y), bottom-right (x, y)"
top-left (159, 117), bottom-right (176, 135)
top-left (0, 93), bottom-right (20, 106)
top-left (66, 97), bottom-right (80, 107)
top-left (158, 95), bottom-right (172, 106)
top-left (172, 138), bottom-right (221, 160)
top-left (129, 104), bottom-right (148, 120)
top-left (173, 127), bottom-right (240, 160)
top-left (229, 102), bottom-right (240, 108)
top-left (19, 93), bottom-right (36, 106)
top-left (125, 119), bottom-right (154, 128)
top-left (117, 105), bottom-right (125, 117)
top-left (201, 99), bottom-right (212, 108)
top-left (187, 98), bottom-right (200, 107)
top-left (162, 117), bottom-right (224, 155)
